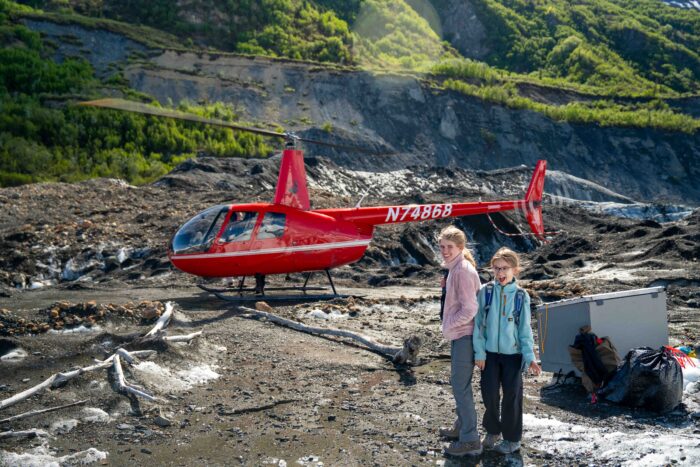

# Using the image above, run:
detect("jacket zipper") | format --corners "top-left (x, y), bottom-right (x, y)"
top-left (497, 287), bottom-right (503, 353)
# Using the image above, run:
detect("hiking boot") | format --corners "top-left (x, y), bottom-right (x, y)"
top-left (482, 433), bottom-right (501, 450)
top-left (494, 440), bottom-right (521, 454)
top-left (438, 421), bottom-right (460, 440)
top-left (444, 440), bottom-right (483, 457)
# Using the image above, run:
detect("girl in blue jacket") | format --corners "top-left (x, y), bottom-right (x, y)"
top-left (473, 247), bottom-right (541, 454)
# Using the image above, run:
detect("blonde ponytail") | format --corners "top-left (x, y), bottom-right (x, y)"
top-left (462, 248), bottom-right (476, 268)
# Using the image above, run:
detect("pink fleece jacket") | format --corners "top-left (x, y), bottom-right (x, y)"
top-left (441, 254), bottom-right (480, 340)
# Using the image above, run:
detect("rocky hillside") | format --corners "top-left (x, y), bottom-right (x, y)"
top-left (19, 0), bottom-right (700, 94)
top-left (21, 15), bottom-right (700, 204)
top-left (2, 1), bottom-right (699, 195)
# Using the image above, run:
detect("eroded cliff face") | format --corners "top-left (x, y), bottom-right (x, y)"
top-left (27, 19), bottom-right (700, 204)
top-left (128, 50), bottom-right (700, 204)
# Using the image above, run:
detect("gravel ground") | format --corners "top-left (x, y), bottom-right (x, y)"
top-left (1, 158), bottom-right (699, 465)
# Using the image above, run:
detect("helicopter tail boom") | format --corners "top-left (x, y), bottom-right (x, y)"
top-left (315, 160), bottom-right (547, 238)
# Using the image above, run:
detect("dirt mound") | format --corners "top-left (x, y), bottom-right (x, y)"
top-left (0, 301), bottom-right (164, 337)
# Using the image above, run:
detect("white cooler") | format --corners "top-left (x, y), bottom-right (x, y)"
top-left (536, 286), bottom-right (668, 375)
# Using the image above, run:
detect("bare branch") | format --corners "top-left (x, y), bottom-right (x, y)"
top-left (145, 301), bottom-right (174, 337)
top-left (1, 350), bottom-right (158, 411)
top-left (112, 355), bottom-right (157, 402)
top-left (0, 399), bottom-right (88, 425)
top-left (163, 331), bottom-right (203, 342)
top-left (218, 399), bottom-right (298, 416)
top-left (239, 306), bottom-right (421, 364)
top-left (0, 429), bottom-right (49, 440)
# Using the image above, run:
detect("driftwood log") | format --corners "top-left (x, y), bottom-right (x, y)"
top-left (0, 350), bottom-right (156, 410)
top-left (1, 301), bottom-right (202, 411)
top-left (145, 302), bottom-right (173, 337)
top-left (0, 399), bottom-right (88, 424)
top-left (112, 355), bottom-right (157, 402)
top-left (0, 429), bottom-right (48, 440)
top-left (241, 305), bottom-right (422, 364)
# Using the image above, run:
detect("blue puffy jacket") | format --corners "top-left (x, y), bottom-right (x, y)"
top-left (473, 279), bottom-right (536, 368)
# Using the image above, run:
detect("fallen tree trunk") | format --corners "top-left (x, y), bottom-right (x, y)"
top-left (0, 399), bottom-right (88, 424)
top-left (0, 350), bottom-right (155, 411)
top-left (0, 429), bottom-right (48, 440)
top-left (163, 331), bottom-right (203, 342)
top-left (240, 305), bottom-right (421, 364)
top-left (1, 302), bottom-right (203, 412)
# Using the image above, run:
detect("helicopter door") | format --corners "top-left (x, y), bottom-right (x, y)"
top-left (256, 212), bottom-right (286, 240)
top-left (219, 212), bottom-right (259, 245)
top-left (251, 212), bottom-right (287, 253)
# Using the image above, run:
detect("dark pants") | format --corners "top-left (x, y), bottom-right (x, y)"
top-left (481, 351), bottom-right (523, 442)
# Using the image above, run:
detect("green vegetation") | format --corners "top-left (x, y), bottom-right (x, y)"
top-left (463, 0), bottom-right (700, 94)
top-left (351, 0), bottom-right (456, 70)
top-left (21, 0), bottom-right (355, 63)
top-left (431, 58), bottom-right (501, 85)
top-left (16, 0), bottom-right (700, 94)
top-left (443, 79), bottom-right (699, 133)
top-left (1, 0), bottom-right (699, 188)
top-left (0, 1), bottom-right (272, 187)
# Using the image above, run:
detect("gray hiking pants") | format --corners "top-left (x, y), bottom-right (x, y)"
top-left (451, 335), bottom-right (479, 443)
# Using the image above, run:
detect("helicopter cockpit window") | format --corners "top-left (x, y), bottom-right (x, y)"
top-left (171, 205), bottom-right (229, 255)
top-left (222, 212), bottom-right (258, 243)
top-left (257, 212), bottom-right (286, 240)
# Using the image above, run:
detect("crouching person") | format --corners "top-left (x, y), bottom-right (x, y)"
top-left (473, 247), bottom-right (541, 454)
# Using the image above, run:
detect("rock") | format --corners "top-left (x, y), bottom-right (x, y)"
top-left (11, 273), bottom-right (26, 288)
top-left (140, 307), bottom-right (160, 320)
top-left (140, 448), bottom-right (152, 455)
top-left (117, 423), bottom-right (135, 430)
top-left (255, 301), bottom-right (275, 313)
top-left (154, 415), bottom-right (171, 427)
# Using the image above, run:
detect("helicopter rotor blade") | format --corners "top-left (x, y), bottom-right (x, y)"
top-left (78, 98), bottom-right (288, 139)
top-left (295, 135), bottom-right (383, 154)
top-left (79, 98), bottom-right (388, 154)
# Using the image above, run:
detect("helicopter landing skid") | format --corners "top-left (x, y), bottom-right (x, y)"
top-left (198, 270), bottom-right (355, 303)
top-left (197, 284), bottom-right (328, 294)
top-left (210, 291), bottom-right (353, 303)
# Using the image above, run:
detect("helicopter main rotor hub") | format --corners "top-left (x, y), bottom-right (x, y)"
top-left (284, 132), bottom-right (299, 149)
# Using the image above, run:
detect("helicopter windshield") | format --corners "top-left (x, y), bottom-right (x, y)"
top-left (171, 205), bottom-right (229, 254)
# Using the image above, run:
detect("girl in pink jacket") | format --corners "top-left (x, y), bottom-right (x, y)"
top-left (437, 226), bottom-right (483, 457)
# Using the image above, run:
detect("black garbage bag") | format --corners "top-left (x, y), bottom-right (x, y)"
top-left (599, 346), bottom-right (683, 413)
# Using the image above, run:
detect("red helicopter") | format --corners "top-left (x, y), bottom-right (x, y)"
top-left (81, 99), bottom-right (547, 300)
